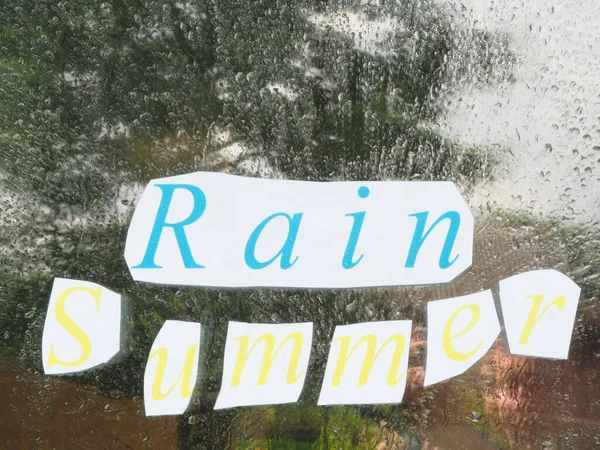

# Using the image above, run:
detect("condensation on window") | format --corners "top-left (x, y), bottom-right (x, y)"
top-left (0, 0), bottom-right (598, 449)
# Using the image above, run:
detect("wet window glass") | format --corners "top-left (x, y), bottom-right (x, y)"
top-left (1, 0), bottom-right (598, 448)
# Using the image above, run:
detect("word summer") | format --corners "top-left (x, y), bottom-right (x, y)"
top-left (124, 172), bottom-right (475, 288)
top-left (43, 270), bottom-right (580, 416)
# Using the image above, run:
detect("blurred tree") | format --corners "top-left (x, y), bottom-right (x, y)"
top-left (0, 0), bottom-right (513, 447)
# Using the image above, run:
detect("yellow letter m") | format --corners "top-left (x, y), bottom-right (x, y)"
top-left (231, 332), bottom-right (305, 387)
top-left (331, 334), bottom-right (406, 387)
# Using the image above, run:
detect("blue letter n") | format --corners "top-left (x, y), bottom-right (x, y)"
top-left (405, 211), bottom-right (461, 269)
top-left (132, 183), bottom-right (206, 269)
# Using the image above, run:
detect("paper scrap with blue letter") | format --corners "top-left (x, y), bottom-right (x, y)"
top-left (125, 172), bottom-right (474, 288)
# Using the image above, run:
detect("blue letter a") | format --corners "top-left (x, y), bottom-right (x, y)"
top-left (405, 211), bottom-right (461, 269)
top-left (132, 184), bottom-right (206, 269)
top-left (245, 212), bottom-right (302, 270)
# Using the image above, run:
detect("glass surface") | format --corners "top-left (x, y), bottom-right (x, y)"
top-left (1, 0), bottom-right (598, 448)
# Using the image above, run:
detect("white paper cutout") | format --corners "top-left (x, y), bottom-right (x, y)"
top-left (318, 321), bottom-right (412, 405)
top-left (424, 290), bottom-right (500, 386)
top-left (125, 172), bottom-right (474, 288)
top-left (499, 269), bottom-right (581, 359)
top-left (214, 321), bottom-right (313, 409)
top-left (42, 278), bottom-right (121, 375)
top-left (144, 320), bottom-right (202, 416)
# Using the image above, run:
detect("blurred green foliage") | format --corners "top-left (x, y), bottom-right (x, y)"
top-left (0, 0), bottom-right (514, 447)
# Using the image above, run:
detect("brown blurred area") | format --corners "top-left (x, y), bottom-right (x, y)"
top-left (0, 361), bottom-right (178, 449)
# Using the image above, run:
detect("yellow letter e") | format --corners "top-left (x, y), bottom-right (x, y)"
top-left (424, 290), bottom-right (500, 386)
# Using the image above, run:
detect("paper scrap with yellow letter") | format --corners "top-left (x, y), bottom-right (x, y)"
top-left (499, 269), bottom-right (580, 359)
top-left (317, 320), bottom-right (411, 405)
top-left (214, 321), bottom-right (313, 409)
top-left (144, 320), bottom-right (202, 416)
top-left (42, 278), bottom-right (121, 375)
top-left (424, 290), bottom-right (500, 386)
